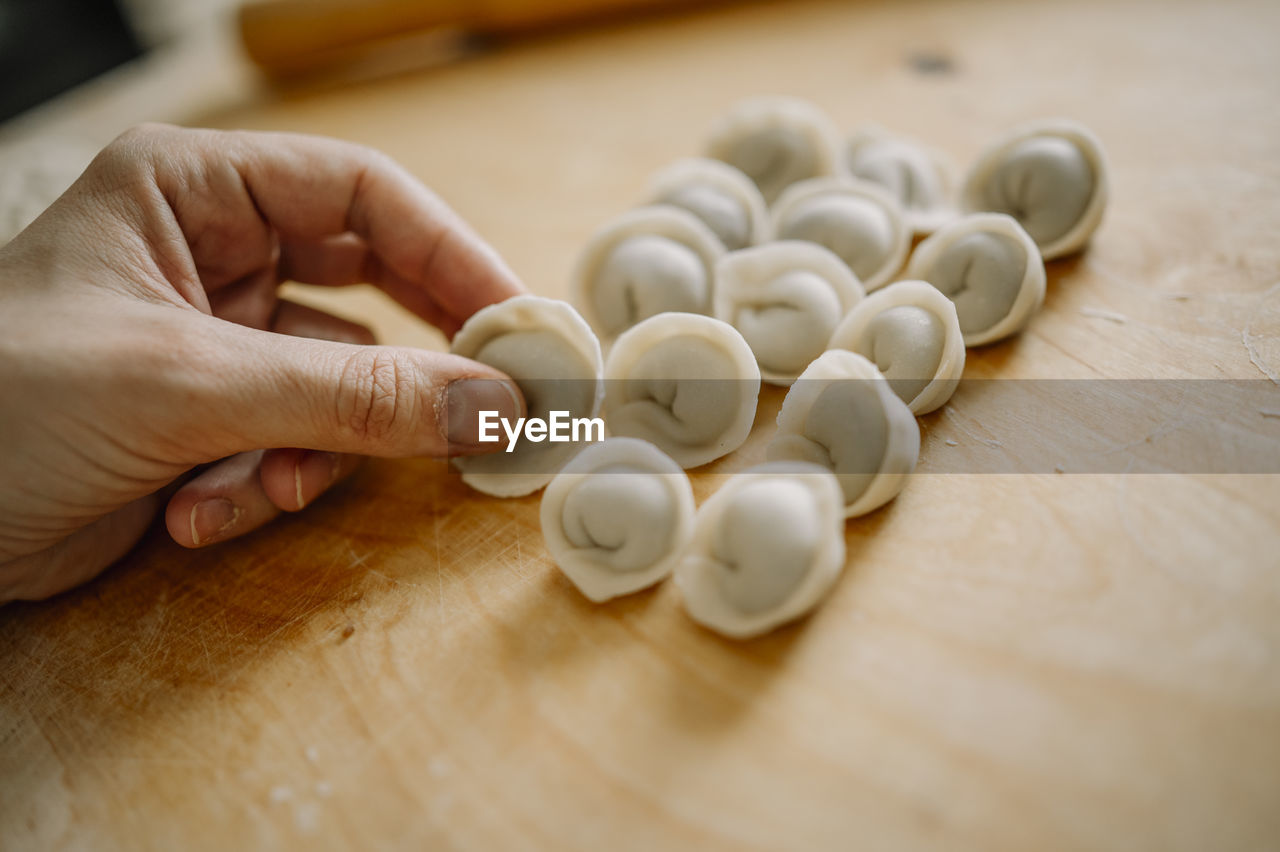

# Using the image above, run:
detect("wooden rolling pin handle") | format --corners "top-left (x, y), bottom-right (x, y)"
top-left (238, 0), bottom-right (710, 75)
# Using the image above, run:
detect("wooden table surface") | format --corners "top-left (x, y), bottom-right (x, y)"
top-left (4, 0), bottom-right (1280, 849)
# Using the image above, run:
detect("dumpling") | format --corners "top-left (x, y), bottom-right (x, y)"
top-left (906, 213), bottom-right (1046, 346)
top-left (713, 241), bottom-right (864, 385)
top-left (826, 279), bottom-right (965, 415)
top-left (648, 157), bottom-right (771, 251)
top-left (845, 125), bottom-right (953, 234)
top-left (675, 457), bottom-right (844, 637)
top-left (772, 177), bottom-right (910, 292)
top-left (540, 438), bottom-right (694, 602)
top-left (450, 295), bottom-right (603, 497)
top-left (675, 461), bottom-right (846, 639)
top-left (705, 96), bottom-right (843, 205)
top-left (960, 119), bottom-right (1108, 260)
top-left (571, 205), bottom-right (725, 339)
top-left (602, 312), bottom-right (760, 469)
top-left (767, 350), bottom-right (919, 518)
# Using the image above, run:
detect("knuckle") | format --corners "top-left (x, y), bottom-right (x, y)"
top-left (337, 349), bottom-right (422, 447)
top-left (354, 143), bottom-right (397, 174)
top-left (119, 121), bottom-right (176, 143)
top-left (98, 123), bottom-right (172, 169)
top-left (80, 124), bottom-right (182, 202)
top-left (92, 124), bottom-right (223, 186)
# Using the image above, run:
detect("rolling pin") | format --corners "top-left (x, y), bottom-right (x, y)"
top-left (239, 0), bottom-right (729, 76)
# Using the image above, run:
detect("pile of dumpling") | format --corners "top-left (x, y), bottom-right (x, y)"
top-left (450, 96), bottom-right (1109, 639)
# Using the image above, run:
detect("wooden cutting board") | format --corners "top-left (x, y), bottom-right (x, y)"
top-left (3, 0), bottom-right (1279, 849)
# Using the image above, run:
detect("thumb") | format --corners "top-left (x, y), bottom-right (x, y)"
top-left (197, 321), bottom-right (525, 459)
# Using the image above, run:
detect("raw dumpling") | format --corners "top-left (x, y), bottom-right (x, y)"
top-left (705, 96), bottom-right (843, 205)
top-left (846, 125), bottom-right (953, 234)
top-left (826, 279), bottom-right (965, 415)
top-left (675, 461), bottom-right (846, 639)
top-left (540, 438), bottom-right (694, 602)
top-left (960, 119), bottom-right (1108, 260)
top-left (713, 241), bottom-right (864, 385)
top-left (767, 350), bottom-right (919, 518)
top-left (772, 177), bottom-right (910, 292)
top-left (648, 157), bottom-right (771, 251)
top-left (450, 296), bottom-right (603, 497)
top-left (571, 205), bottom-right (725, 339)
top-left (603, 312), bottom-right (760, 469)
top-left (906, 213), bottom-right (1046, 346)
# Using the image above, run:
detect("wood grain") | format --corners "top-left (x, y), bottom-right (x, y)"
top-left (3, 0), bottom-right (1280, 849)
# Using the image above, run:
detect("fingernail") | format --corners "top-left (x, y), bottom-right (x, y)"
top-left (296, 451), bottom-right (341, 509)
top-left (190, 498), bottom-right (239, 546)
top-left (442, 378), bottom-right (523, 448)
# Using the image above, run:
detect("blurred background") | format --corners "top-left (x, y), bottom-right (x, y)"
top-left (0, 0), bottom-right (729, 242)
top-left (0, 0), bottom-right (244, 241)
top-left (0, 0), bottom-right (239, 122)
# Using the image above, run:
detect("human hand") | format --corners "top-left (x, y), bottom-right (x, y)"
top-left (0, 124), bottom-right (526, 603)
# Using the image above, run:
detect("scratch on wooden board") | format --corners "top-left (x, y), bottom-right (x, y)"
top-left (509, 528), bottom-right (538, 582)
top-left (310, 548), bottom-right (347, 593)
top-left (254, 596), bottom-right (329, 656)
top-left (1097, 416), bottom-right (1193, 459)
top-left (943, 407), bottom-right (1004, 448)
top-left (345, 547), bottom-right (372, 571)
top-left (366, 570), bottom-right (426, 590)
top-left (1260, 409), bottom-right (1280, 419)
top-left (1242, 281), bottom-right (1280, 386)
top-left (137, 591), bottom-right (171, 659)
top-left (197, 628), bottom-right (215, 683)
top-left (1079, 306), bottom-right (1129, 324)
top-left (1242, 327), bottom-right (1279, 386)
top-left (1032, 327), bottom-right (1110, 378)
top-left (80, 635), bottom-right (134, 669)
